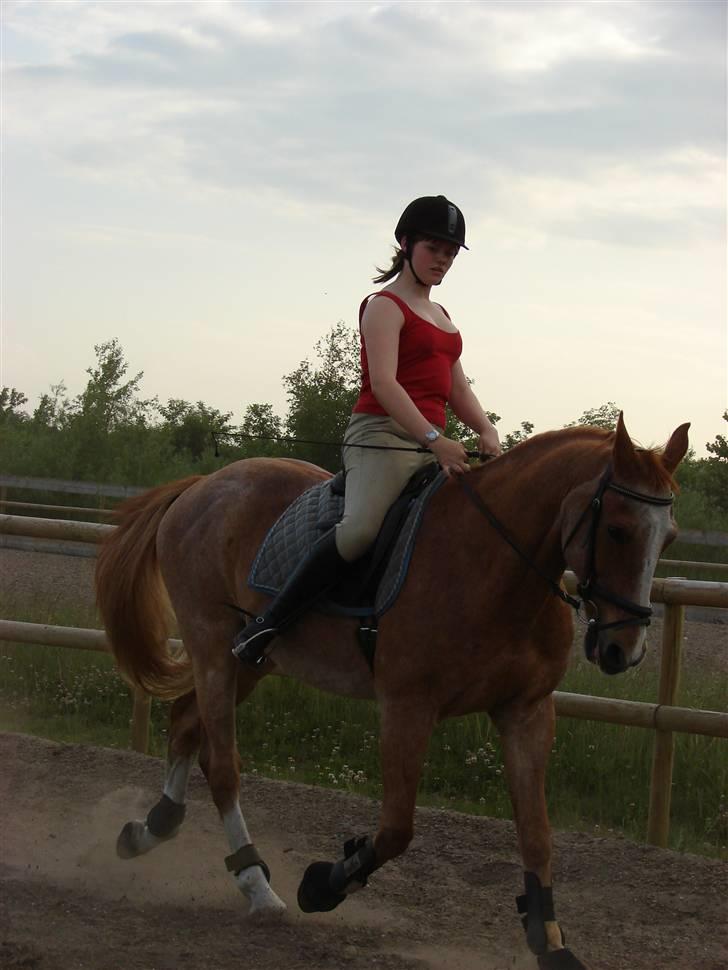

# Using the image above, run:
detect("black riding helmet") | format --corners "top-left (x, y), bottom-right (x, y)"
top-left (395, 195), bottom-right (468, 251)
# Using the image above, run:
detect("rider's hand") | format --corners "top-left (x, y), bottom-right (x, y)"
top-left (428, 435), bottom-right (471, 476)
top-left (477, 425), bottom-right (501, 459)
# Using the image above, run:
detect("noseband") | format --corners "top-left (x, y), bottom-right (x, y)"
top-left (458, 464), bottom-right (674, 657)
top-left (562, 465), bottom-right (674, 656)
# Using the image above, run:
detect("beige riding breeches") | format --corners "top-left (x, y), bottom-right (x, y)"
top-left (335, 413), bottom-right (439, 563)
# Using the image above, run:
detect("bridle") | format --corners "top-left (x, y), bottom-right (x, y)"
top-left (458, 463), bottom-right (674, 660)
top-left (561, 464), bottom-right (674, 659)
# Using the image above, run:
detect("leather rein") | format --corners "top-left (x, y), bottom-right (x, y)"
top-left (457, 464), bottom-right (674, 649)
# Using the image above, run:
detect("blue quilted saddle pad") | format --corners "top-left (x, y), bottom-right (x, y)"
top-left (248, 470), bottom-right (446, 618)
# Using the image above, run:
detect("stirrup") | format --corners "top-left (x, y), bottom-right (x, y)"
top-left (232, 619), bottom-right (278, 667)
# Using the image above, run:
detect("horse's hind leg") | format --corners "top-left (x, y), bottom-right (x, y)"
top-left (192, 641), bottom-right (286, 917)
top-left (117, 690), bottom-right (201, 859)
top-left (298, 696), bottom-right (434, 913)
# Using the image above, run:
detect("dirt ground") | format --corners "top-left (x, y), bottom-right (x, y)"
top-left (1, 732), bottom-right (727, 970)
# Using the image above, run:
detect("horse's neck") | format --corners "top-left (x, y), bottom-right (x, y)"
top-left (457, 441), bottom-right (609, 584)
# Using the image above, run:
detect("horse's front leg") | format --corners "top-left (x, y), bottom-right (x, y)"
top-left (298, 696), bottom-right (434, 913)
top-left (495, 695), bottom-right (588, 970)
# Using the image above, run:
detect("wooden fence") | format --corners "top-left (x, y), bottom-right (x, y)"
top-left (0, 473), bottom-right (145, 499)
top-left (1, 512), bottom-right (726, 849)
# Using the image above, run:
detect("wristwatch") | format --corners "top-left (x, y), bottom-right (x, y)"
top-left (424, 429), bottom-right (440, 447)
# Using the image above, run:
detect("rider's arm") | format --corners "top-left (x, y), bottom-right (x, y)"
top-left (448, 360), bottom-right (501, 455)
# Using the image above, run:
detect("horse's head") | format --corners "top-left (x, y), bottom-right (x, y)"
top-left (561, 415), bottom-right (690, 675)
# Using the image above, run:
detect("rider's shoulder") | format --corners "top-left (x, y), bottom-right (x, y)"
top-left (360, 290), bottom-right (407, 328)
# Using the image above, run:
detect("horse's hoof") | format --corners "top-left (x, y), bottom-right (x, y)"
top-left (116, 819), bottom-right (179, 859)
top-left (247, 895), bottom-right (287, 920)
top-left (116, 820), bottom-right (146, 859)
top-left (297, 862), bottom-right (347, 913)
top-left (537, 948), bottom-right (588, 969)
top-left (235, 865), bottom-right (287, 918)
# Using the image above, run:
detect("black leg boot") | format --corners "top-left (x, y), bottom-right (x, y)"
top-left (232, 530), bottom-right (346, 666)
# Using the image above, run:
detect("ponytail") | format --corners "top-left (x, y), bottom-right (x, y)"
top-left (372, 247), bottom-right (405, 284)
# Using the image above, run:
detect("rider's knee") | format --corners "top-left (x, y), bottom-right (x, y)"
top-left (335, 520), bottom-right (379, 563)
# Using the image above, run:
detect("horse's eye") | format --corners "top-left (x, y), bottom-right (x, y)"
top-left (607, 525), bottom-right (628, 544)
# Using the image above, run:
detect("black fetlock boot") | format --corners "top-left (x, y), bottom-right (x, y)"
top-left (232, 530), bottom-right (346, 667)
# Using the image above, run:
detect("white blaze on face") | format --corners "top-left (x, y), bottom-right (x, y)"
top-left (637, 504), bottom-right (674, 601)
top-left (620, 502), bottom-right (675, 667)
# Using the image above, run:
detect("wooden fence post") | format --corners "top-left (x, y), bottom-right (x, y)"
top-left (131, 688), bottom-right (151, 754)
top-left (647, 598), bottom-right (685, 847)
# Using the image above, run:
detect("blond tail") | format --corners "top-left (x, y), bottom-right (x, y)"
top-left (95, 476), bottom-right (202, 701)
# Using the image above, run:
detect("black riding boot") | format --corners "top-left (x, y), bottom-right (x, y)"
top-left (232, 530), bottom-right (346, 667)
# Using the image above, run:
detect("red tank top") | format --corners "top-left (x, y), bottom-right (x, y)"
top-left (352, 291), bottom-right (463, 428)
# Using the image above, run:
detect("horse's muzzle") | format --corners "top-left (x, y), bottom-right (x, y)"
top-left (585, 632), bottom-right (647, 676)
top-left (598, 640), bottom-right (629, 676)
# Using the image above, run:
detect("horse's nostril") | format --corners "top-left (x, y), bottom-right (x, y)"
top-left (602, 642), bottom-right (626, 675)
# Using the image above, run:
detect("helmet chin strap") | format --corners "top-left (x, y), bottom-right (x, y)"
top-left (404, 242), bottom-right (428, 288)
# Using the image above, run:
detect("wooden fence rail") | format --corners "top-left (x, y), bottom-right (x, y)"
top-left (1, 513), bottom-right (726, 848)
top-left (5, 535), bottom-right (728, 576)
top-left (0, 500), bottom-right (117, 518)
top-left (0, 473), bottom-right (144, 499)
top-left (0, 619), bottom-right (185, 755)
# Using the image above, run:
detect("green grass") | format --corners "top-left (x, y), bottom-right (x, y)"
top-left (1, 600), bottom-right (725, 860)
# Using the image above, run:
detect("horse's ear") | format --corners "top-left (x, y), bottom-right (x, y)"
top-left (662, 422), bottom-right (691, 474)
top-left (612, 412), bottom-right (641, 478)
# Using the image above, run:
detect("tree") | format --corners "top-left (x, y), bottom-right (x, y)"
top-left (159, 399), bottom-right (233, 461)
top-left (706, 411), bottom-right (728, 461)
top-left (284, 321), bottom-right (361, 470)
top-left (32, 382), bottom-right (72, 430)
top-left (236, 403), bottom-right (287, 458)
top-left (0, 387), bottom-right (28, 425)
top-left (69, 340), bottom-right (155, 479)
top-left (702, 411), bottom-right (728, 514)
top-left (567, 402), bottom-right (621, 431)
top-left (444, 406), bottom-right (501, 452)
top-left (502, 420), bottom-right (535, 452)
top-left (74, 339), bottom-right (153, 432)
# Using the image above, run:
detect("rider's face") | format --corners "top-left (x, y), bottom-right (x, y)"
top-left (409, 238), bottom-right (459, 285)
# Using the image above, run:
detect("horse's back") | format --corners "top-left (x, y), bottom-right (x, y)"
top-left (156, 458), bottom-right (331, 604)
top-left (166, 457), bottom-right (329, 529)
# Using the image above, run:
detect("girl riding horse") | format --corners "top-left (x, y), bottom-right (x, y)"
top-left (233, 195), bottom-right (501, 665)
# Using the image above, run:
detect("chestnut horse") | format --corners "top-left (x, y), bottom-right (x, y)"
top-left (96, 416), bottom-right (688, 969)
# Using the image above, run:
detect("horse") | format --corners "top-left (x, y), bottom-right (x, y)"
top-left (95, 415), bottom-right (689, 969)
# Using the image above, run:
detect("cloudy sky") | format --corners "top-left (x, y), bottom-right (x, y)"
top-left (2, 0), bottom-right (726, 455)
